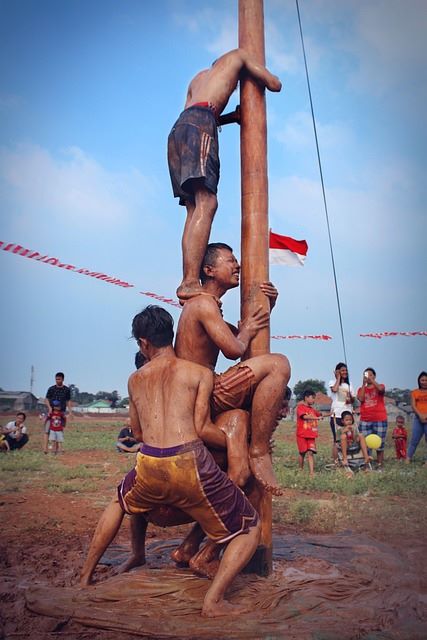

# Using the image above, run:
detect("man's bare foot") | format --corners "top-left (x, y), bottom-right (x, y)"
top-left (79, 574), bottom-right (93, 587)
top-left (201, 599), bottom-right (250, 618)
top-left (176, 281), bottom-right (202, 303)
top-left (116, 554), bottom-right (146, 575)
top-left (249, 453), bottom-right (283, 496)
top-left (189, 542), bottom-right (221, 579)
top-left (171, 525), bottom-right (205, 566)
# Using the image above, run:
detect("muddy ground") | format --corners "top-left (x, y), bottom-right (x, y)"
top-left (1, 418), bottom-right (426, 639)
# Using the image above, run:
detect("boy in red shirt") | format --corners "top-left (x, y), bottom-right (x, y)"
top-left (296, 389), bottom-right (321, 477)
top-left (392, 415), bottom-right (408, 460)
top-left (48, 400), bottom-right (66, 454)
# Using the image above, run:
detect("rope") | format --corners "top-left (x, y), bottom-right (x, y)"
top-left (295, 0), bottom-right (349, 366)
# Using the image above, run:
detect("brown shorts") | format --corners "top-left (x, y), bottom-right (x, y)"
top-left (211, 364), bottom-right (256, 416)
top-left (118, 439), bottom-right (258, 544)
top-left (167, 106), bottom-right (219, 206)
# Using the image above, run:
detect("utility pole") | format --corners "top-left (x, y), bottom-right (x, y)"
top-left (239, 0), bottom-right (272, 575)
top-left (30, 365), bottom-right (35, 395)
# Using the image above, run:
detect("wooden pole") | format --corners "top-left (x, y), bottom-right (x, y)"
top-left (239, 0), bottom-right (272, 575)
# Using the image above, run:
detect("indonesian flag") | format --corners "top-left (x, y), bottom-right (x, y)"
top-left (269, 230), bottom-right (308, 266)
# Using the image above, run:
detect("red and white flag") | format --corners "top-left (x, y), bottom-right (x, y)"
top-left (269, 230), bottom-right (308, 266)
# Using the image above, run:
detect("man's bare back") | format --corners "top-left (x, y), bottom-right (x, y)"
top-left (185, 48), bottom-right (282, 116)
top-left (128, 354), bottom-right (212, 447)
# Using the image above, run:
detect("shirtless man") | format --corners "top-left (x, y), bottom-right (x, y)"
top-left (175, 242), bottom-right (291, 496)
top-left (80, 305), bottom-right (260, 618)
top-left (168, 48), bottom-right (282, 302)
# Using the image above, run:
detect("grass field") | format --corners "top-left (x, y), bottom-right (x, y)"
top-left (1, 415), bottom-right (426, 507)
top-left (0, 417), bottom-right (427, 532)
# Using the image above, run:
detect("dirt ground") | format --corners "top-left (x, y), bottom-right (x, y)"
top-left (1, 425), bottom-right (426, 640)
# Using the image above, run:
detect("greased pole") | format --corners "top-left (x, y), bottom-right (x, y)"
top-left (239, 0), bottom-right (272, 575)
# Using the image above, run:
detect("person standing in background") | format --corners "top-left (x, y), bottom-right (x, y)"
top-left (44, 372), bottom-right (71, 454)
top-left (357, 368), bottom-right (387, 467)
top-left (328, 363), bottom-right (355, 462)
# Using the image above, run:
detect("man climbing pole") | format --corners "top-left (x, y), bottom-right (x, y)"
top-left (167, 48), bottom-right (282, 303)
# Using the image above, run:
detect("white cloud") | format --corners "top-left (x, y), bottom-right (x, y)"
top-left (172, 6), bottom-right (298, 74)
top-left (275, 111), bottom-right (352, 150)
top-left (0, 144), bottom-right (154, 228)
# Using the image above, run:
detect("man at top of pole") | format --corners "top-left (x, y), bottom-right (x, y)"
top-left (168, 49), bottom-right (282, 303)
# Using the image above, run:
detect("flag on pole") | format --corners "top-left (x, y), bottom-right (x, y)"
top-left (269, 231), bottom-right (308, 266)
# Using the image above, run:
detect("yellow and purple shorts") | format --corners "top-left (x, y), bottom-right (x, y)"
top-left (118, 439), bottom-right (258, 544)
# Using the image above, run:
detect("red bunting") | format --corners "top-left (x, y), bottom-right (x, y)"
top-left (1, 241), bottom-right (425, 339)
top-left (272, 334), bottom-right (332, 341)
top-left (360, 331), bottom-right (427, 339)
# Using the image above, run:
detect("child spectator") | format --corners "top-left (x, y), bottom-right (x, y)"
top-left (2, 412), bottom-right (29, 451)
top-left (116, 418), bottom-right (140, 453)
top-left (406, 371), bottom-right (427, 464)
top-left (392, 415), bottom-right (408, 460)
top-left (296, 389), bottom-right (321, 477)
top-left (48, 400), bottom-right (66, 454)
top-left (328, 362), bottom-right (355, 462)
top-left (339, 411), bottom-right (371, 468)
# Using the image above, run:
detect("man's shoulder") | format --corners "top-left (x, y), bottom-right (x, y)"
top-left (182, 293), bottom-right (222, 315)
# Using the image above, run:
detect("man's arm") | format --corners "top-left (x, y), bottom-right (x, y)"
top-left (199, 298), bottom-right (269, 360)
top-left (193, 370), bottom-right (226, 449)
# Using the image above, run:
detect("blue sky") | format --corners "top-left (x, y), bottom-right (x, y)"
top-left (1, 0), bottom-right (426, 399)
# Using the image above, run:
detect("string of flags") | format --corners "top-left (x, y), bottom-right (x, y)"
top-left (1, 239), bottom-right (425, 340)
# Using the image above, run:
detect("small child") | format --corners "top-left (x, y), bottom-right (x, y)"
top-left (392, 415), bottom-right (408, 460)
top-left (296, 389), bottom-right (321, 477)
top-left (48, 400), bottom-right (66, 454)
top-left (339, 411), bottom-right (371, 468)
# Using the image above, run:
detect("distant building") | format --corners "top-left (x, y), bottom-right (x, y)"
top-left (73, 400), bottom-right (113, 414)
top-left (0, 391), bottom-right (38, 412)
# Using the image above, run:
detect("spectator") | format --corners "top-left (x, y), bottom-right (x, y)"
top-left (406, 371), bottom-right (427, 465)
top-left (47, 400), bottom-right (66, 454)
top-left (339, 411), bottom-right (371, 468)
top-left (392, 415), bottom-right (408, 461)
top-left (357, 368), bottom-right (387, 467)
top-left (2, 412), bottom-right (29, 451)
top-left (44, 372), bottom-right (71, 454)
top-left (296, 389), bottom-right (321, 477)
top-left (328, 362), bottom-right (355, 462)
top-left (116, 418), bottom-right (140, 453)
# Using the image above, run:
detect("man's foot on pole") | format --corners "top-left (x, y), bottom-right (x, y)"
top-left (249, 453), bottom-right (283, 496)
top-left (176, 280), bottom-right (203, 304)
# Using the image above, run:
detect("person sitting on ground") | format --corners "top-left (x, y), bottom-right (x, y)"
top-left (2, 412), bottom-right (29, 451)
top-left (47, 401), bottom-right (66, 454)
top-left (80, 305), bottom-right (260, 618)
top-left (168, 49), bottom-right (281, 302)
top-left (116, 418), bottom-right (140, 453)
top-left (295, 389), bottom-right (321, 477)
top-left (392, 414), bottom-right (408, 461)
top-left (339, 411), bottom-right (371, 469)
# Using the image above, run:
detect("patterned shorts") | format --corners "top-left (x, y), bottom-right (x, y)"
top-left (358, 421), bottom-right (388, 451)
top-left (211, 364), bottom-right (256, 416)
top-left (167, 106), bottom-right (219, 205)
top-left (118, 439), bottom-right (258, 544)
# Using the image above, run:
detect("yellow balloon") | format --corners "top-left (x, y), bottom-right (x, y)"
top-left (365, 433), bottom-right (382, 450)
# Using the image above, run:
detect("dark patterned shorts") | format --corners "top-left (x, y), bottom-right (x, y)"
top-left (167, 106), bottom-right (219, 205)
